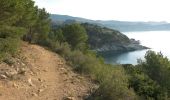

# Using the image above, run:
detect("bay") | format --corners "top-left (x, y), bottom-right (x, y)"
top-left (103, 31), bottom-right (170, 65)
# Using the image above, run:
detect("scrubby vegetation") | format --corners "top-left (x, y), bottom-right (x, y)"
top-left (2, 0), bottom-right (170, 99)
top-left (46, 28), bottom-right (138, 99)
top-left (124, 51), bottom-right (170, 100)
top-left (82, 23), bottom-right (130, 49)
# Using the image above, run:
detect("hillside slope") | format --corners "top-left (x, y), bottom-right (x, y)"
top-left (0, 42), bottom-right (96, 100)
top-left (82, 23), bottom-right (148, 52)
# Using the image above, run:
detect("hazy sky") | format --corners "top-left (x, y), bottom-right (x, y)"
top-left (34, 0), bottom-right (170, 22)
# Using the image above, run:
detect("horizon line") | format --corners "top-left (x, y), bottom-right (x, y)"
top-left (51, 13), bottom-right (169, 23)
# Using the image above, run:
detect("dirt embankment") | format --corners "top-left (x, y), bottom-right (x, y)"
top-left (0, 42), bottom-right (96, 100)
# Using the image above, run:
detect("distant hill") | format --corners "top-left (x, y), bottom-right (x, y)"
top-left (50, 14), bottom-right (93, 22)
top-left (50, 14), bottom-right (170, 32)
top-left (81, 23), bottom-right (130, 48)
top-left (81, 23), bottom-right (148, 52)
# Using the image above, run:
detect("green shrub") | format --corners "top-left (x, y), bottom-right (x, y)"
top-left (0, 26), bottom-right (24, 61)
top-left (0, 38), bottom-right (21, 60)
top-left (3, 58), bottom-right (15, 66)
top-left (138, 51), bottom-right (170, 97)
top-left (62, 23), bottom-right (88, 51)
top-left (124, 65), bottom-right (167, 100)
top-left (50, 41), bottom-right (71, 58)
top-left (89, 67), bottom-right (138, 100)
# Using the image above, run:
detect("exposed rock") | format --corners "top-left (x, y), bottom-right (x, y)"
top-left (30, 71), bottom-right (35, 76)
top-left (38, 78), bottom-right (43, 82)
top-left (0, 74), bottom-right (7, 79)
top-left (5, 70), bottom-right (18, 77)
top-left (28, 78), bottom-right (34, 86)
top-left (42, 69), bottom-right (47, 72)
top-left (38, 89), bottom-right (44, 93)
top-left (13, 83), bottom-right (19, 88)
top-left (64, 96), bottom-right (75, 100)
top-left (18, 68), bottom-right (26, 75)
top-left (96, 43), bottom-right (149, 53)
top-left (21, 62), bottom-right (26, 66)
top-left (32, 93), bottom-right (38, 97)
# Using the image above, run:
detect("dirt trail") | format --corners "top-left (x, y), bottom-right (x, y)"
top-left (0, 42), bottom-right (95, 100)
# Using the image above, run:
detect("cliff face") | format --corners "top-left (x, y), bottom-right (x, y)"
top-left (82, 23), bottom-right (148, 53)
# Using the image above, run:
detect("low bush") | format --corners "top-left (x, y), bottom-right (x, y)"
top-left (0, 26), bottom-right (25, 61)
top-left (90, 67), bottom-right (137, 100)
top-left (124, 65), bottom-right (167, 100)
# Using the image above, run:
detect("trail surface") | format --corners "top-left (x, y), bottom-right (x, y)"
top-left (0, 42), bottom-right (95, 100)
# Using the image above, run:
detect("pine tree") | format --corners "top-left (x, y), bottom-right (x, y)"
top-left (62, 23), bottom-right (88, 50)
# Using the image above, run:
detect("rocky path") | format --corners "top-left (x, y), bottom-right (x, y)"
top-left (0, 42), bottom-right (96, 100)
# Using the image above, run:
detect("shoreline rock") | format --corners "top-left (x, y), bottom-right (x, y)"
top-left (95, 43), bottom-right (149, 53)
top-left (94, 37), bottom-right (150, 53)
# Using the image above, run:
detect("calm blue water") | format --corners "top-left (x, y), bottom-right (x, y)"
top-left (103, 31), bottom-right (170, 65)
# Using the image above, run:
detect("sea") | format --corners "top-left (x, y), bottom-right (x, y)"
top-left (102, 31), bottom-right (170, 65)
